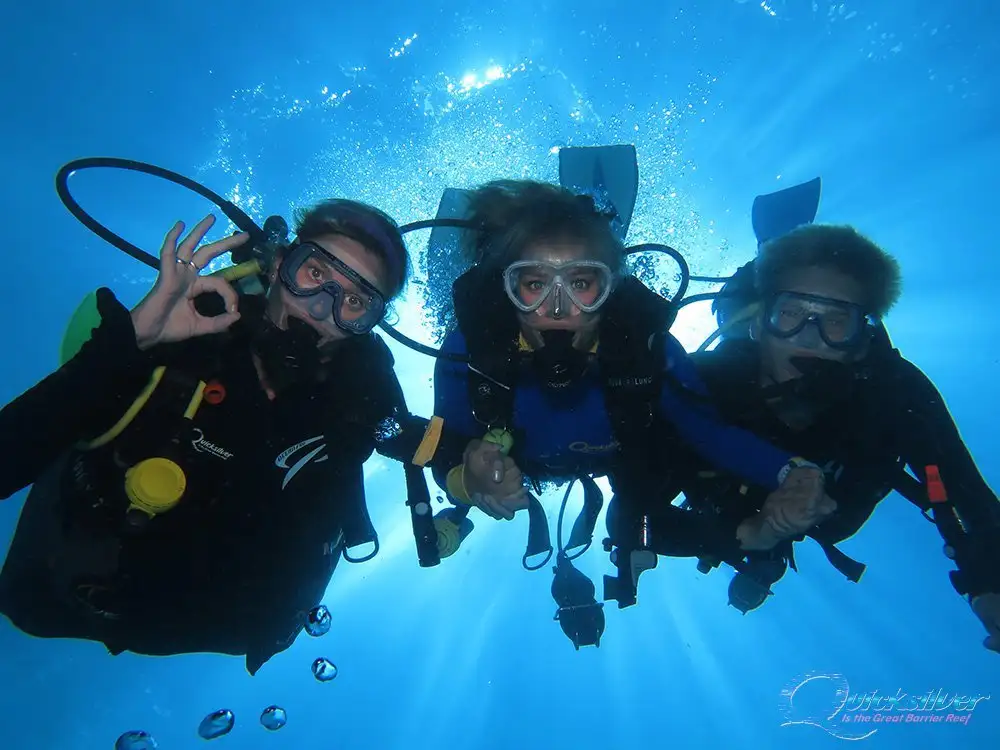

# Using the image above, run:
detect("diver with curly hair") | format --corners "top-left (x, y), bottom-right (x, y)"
top-left (657, 223), bottom-right (1000, 653)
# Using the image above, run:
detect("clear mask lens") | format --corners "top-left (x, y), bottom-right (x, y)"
top-left (503, 260), bottom-right (614, 314)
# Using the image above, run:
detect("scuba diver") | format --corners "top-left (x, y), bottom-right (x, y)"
top-left (659, 222), bottom-right (1000, 653)
top-left (429, 172), bottom-right (836, 650)
top-left (0, 175), bottom-right (479, 675)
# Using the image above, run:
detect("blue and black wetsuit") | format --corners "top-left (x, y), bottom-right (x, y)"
top-left (432, 328), bottom-right (799, 493)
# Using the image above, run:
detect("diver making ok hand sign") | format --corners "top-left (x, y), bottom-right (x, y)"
top-left (129, 215), bottom-right (247, 349)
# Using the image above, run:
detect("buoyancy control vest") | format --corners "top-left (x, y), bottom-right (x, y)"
top-left (452, 266), bottom-right (677, 474)
top-left (452, 265), bottom-right (683, 609)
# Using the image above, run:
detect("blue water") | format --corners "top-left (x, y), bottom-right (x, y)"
top-left (1, 1), bottom-right (997, 747)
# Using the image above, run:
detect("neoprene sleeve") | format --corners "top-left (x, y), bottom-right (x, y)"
top-left (0, 289), bottom-right (155, 499)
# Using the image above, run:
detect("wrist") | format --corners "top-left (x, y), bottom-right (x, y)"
top-left (777, 457), bottom-right (821, 486)
top-left (129, 302), bottom-right (161, 351)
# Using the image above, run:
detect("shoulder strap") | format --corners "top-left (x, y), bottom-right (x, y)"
top-left (452, 266), bottom-right (521, 431)
top-left (336, 332), bottom-right (442, 568)
top-left (595, 278), bottom-right (680, 608)
top-left (598, 276), bottom-right (676, 452)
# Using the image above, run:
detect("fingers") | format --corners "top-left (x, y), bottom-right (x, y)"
top-left (160, 215), bottom-right (241, 270)
top-left (192, 230), bottom-right (249, 270)
top-left (496, 459), bottom-right (522, 493)
top-left (762, 489), bottom-right (791, 523)
top-left (471, 490), bottom-right (527, 521)
top-left (764, 509), bottom-right (794, 536)
top-left (192, 275), bottom-right (240, 315)
top-left (491, 457), bottom-right (505, 484)
top-left (500, 490), bottom-right (530, 513)
top-left (783, 466), bottom-right (823, 494)
top-left (189, 276), bottom-right (241, 336)
top-left (462, 440), bottom-right (482, 464)
top-left (477, 442), bottom-right (501, 464)
top-left (468, 494), bottom-right (493, 519)
top-left (159, 221), bottom-right (186, 266)
top-left (471, 493), bottom-right (509, 521)
top-left (195, 309), bottom-right (242, 335)
top-left (463, 442), bottom-right (505, 495)
top-left (493, 488), bottom-right (530, 519)
top-left (464, 440), bottom-right (498, 469)
top-left (176, 214), bottom-right (217, 262)
top-left (484, 494), bottom-right (515, 521)
top-left (792, 466), bottom-right (823, 483)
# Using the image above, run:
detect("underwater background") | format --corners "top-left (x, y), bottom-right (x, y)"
top-left (0, 0), bottom-right (997, 747)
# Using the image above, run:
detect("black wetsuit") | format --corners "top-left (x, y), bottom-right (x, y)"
top-left (0, 289), bottom-right (461, 673)
top-left (654, 337), bottom-right (1000, 596)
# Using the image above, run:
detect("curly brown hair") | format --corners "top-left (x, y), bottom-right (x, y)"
top-left (461, 180), bottom-right (626, 275)
top-left (755, 224), bottom-right (902, 317)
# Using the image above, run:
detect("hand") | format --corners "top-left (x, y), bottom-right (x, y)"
top-left (762, 466), bottom-right (837, 536)
top-left (737, 466), bottom-right (836, 551)
top-left (130, 215), bottom-right (249, 350)
top-left (469, 491), bottom-right (531, 521)
top-left (462, 439), bottom-right (527, 520)
top-left (971, 593), bottom-right (1000, 653)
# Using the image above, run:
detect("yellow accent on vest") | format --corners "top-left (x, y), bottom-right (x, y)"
top-left (124, 457), bottom-right (187, 516)
top-left (81, 367), bottom-right (207, 450)
top-left (411, 416), bottom-right (444, 467)
top-left (434, 513), bottom-right (464, 559)
top-left (81, 367), bottom-right (168, 449)
top-left (483, 428), bottom-right (514, 455)
top-left (446, 465), bottom-right (471, 503)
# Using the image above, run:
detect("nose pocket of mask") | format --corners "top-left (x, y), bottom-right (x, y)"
top-left (304, 291), bottom-right (336, 321)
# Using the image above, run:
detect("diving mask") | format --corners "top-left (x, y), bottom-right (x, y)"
top-left (503, 259), bottom-right (615, 316)
top-left (278, 241), bottom-right (386, 335)
top-left (764, 291), bottom-right (872, 351)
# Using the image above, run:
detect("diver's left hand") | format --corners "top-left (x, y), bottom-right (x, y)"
top-left (469, 491), bottom-right (530, 521)
top-left (970, 593), bottom-right (1000, 653)
top-left (761, 466), bottom-right (837, 537)
top-left (130, 215), bottom-right (248, 350)
top-left (463, 440), bottom-right (525, 500)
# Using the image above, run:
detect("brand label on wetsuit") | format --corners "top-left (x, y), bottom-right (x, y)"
top-left (606, 376), bottom-right (654, 388)
top-left (568, 440), bottom-right (619, 454)
top-left (190, 428), bottom-right (235, 461)
top-left (275, 435), bottom-right (328, 490)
